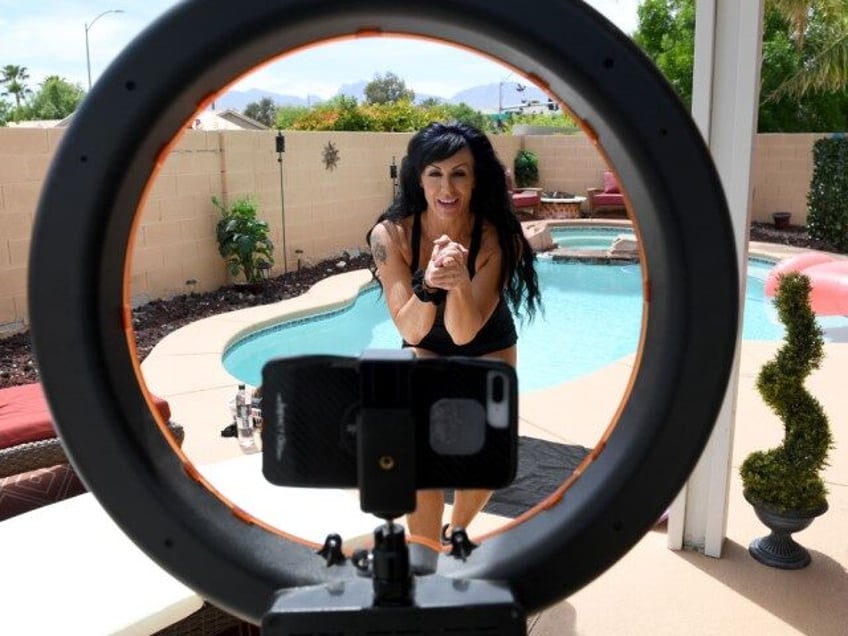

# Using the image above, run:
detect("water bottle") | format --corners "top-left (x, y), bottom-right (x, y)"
top-left (235, 384), bottom-right (258, 454)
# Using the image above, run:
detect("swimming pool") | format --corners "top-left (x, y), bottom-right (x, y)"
top-left (223, 259), bottom-right (642, 392)
top-left (223, 228), bottom-right (846, 392)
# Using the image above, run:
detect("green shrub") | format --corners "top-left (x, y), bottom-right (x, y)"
top-left (362, 99), bottom-right (429, 132)
top-left (740, 272), bottom-right (832, 513)
top-left (513, 149), bottom-right (539, 188)
top-left (502, 111), bottom-right (577, 133)
top-left (283, 97), bottom-right (494, 133)
top-left (213, 195), bottom-right (274, 284)
top-left (807, 135), bottom-right (848, 254)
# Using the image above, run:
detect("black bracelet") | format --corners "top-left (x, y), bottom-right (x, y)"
top-left (411, 269), bottom-right (446, 304)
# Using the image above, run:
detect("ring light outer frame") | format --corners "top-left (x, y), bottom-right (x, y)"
top-left (28, 0), bottom-right (739, 623)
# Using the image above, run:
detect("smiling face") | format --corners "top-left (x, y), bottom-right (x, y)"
top-left (419, 147), bottom-right (475, 220)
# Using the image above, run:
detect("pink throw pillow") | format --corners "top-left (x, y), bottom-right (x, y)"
top-left (603, 171), bottom-right (620, 194)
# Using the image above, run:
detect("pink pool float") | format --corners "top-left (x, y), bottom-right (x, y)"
top-left (764, 253), bottom-right (848, 315)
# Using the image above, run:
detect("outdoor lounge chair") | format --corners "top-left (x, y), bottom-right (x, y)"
top-left (505, 168), bottom-right (542, 215)
top-left (586, 170), bottom-right (627, 217)
top-left (0, 382), bottom-right (183, 520)
top-left (0, 383), bottom-right (263, 634)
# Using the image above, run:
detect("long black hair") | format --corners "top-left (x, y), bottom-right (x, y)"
top-left (366, 121), bottom-right (541, 320)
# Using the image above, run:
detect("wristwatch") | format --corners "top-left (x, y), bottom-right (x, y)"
top-left (411, 269), bottom-right (446, 304)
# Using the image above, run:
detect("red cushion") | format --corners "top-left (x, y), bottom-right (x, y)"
top-left (0, 384), bottom-right (55, 448)
top-left (593, 193), bottom-right (625, 206)
top-left (603, 171), bottom-right (620, 194)
top-left (0, 383), bottom-right (171, 450)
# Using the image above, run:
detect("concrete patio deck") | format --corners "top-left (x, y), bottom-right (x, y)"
top-left (139, 238), bottom-right (848, 634)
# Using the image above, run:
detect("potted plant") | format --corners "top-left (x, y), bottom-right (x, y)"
top-left (772, 211), bottom-right (792, 229)
top-left (739, 271), bottom-right (832, 569)
top-left (513, 149), bottom-right (539, 188)
top-left (212, 194), bottom-right (275, 289)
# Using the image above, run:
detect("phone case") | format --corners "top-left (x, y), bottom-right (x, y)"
top-left (260, 355), bottom-right (518, 492)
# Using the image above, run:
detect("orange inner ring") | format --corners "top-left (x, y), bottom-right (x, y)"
top-left (121, 31), bottom-right (649, 555)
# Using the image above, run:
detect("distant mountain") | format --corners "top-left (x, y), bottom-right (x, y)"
top-left (337, 80), bottom-right (367, 101)
top-left (213, 81), bottom-right (552, 114)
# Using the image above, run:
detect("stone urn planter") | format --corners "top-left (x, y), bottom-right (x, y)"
top-left (740, 273), bottom-right (832, 570)
top-left (746, 496), bottom-right (828, 569)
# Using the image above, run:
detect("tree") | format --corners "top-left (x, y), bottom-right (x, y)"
top-left (633, 0), bottom-right (696, 107)
top-left (418, 97), bottom-right (445, 108)
top-left (0, 65), bottom-right (32, 108)
top-left (438, 102), bottom-right (493, 132)
top-left (504, 110), bottom-right (578, 133)
top-left (631, 0), bottom-right (848, 132)
top-left (243, 97), bottom-right (278, 127)
top-left (27, 76), bottom-right (84, 120)
top-left (740, 271), bottom-right (830, 513)
top-left (764, 0), bottom-right (848, 100)
top-left (278, 95), bottom-right (493, 133)
top-left (364, 71), bottom-right (415, 104)
top-left (290, 95), bottom-right (376, 131)
top-left (362, 99), bottom-right (424, 131)
top-left (758, 1), bottom-right (848, 130)
top-left (0, 98), bottom-right (12, 126)
top-left (275, 104), bottom-right (311, 129)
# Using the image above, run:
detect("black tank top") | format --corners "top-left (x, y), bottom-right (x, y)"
top-left (402, 213), bottom-right (518, 356)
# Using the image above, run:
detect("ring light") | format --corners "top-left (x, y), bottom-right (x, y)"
top-left (28, 0), bottom-right (739, 624)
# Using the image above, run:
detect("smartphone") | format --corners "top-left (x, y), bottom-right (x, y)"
top-left (260, 351), bottom-right (518, 492)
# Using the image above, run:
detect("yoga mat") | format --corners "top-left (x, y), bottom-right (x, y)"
top-left (445, 436), bottom-right (591, 518)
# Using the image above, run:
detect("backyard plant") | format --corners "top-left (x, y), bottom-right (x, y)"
top-left (213, 195), bottom-right (274, 285)
top-left (807, 135), bottom-right (848, 254)
top-left (513, 149), bottom-right (539, 188)
top-left (740, 272), bottom-right (832, 515)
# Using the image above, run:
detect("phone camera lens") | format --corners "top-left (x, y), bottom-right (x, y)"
top-left (491, 375), bottom-right (505, 403)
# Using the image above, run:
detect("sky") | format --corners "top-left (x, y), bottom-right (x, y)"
top-left (0, 1), bottom-right (640, 100)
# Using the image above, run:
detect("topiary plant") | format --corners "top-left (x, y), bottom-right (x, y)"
top-left (513, 149), bottom-right (539, 188)
top-left (740, 271), bottom-right (832, 514)
top-left (213, 194), bottom-right (274, 285)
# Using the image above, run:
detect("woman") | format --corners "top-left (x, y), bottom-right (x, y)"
top-left (366, 121), bottom-right (541, 561)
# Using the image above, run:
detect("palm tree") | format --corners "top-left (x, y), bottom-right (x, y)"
top-left (766, 0), bottom-right (848, 99)
top-left (1, 64), bottom-right (32, 107)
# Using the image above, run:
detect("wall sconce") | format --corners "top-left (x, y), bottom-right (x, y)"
top-left (275, 131), bottom-right (286, 157)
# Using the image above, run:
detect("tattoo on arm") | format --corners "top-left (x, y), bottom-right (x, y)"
top-left (371, 234), bottom-right (389, 266)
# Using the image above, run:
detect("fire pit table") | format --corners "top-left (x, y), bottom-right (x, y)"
top-left (538, 193), bottom-right (587, 219)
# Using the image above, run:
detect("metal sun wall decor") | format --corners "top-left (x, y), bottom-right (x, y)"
top-left (322, 141), bottom-right (340, 170)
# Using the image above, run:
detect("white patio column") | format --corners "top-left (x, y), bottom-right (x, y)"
top-left (666, 0), bottom-right (764, 557)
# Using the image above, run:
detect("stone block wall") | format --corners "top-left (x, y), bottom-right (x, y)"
top-left (0, 127), bottom-right (823, 332)
top-left (751, 133), bottom-right (825, 226)
top-left (0, 128), bottom-right (64, 334)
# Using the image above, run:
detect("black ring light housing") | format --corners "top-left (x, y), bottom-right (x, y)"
top-left (28, 0), bottom-right (739, 625)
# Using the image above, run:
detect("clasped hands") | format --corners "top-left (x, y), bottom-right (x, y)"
top-left (423, 235), bottom-right (469, 291)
